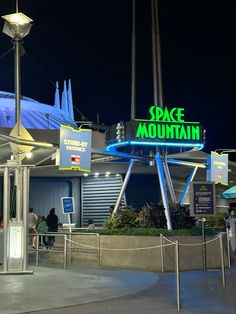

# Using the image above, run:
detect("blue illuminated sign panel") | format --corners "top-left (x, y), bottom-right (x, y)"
top-left (206, 152), bottom-right (228, 186)
top-left (59, 125), bottom-right (91, 172)
top-left (61, 197), bottom-right (75, 214)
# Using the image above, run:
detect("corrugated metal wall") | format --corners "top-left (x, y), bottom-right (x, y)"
top-left (29, 178), bottom-right (72, 224)
top-left (82, 174), bottom-right (126, 227)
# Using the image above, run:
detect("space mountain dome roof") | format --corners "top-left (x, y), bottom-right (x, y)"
top-left (0, 80), bottom-right (77, 129)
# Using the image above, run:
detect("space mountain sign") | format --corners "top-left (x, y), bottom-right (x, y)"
top-left (135, 106), bottom-right (203, 143)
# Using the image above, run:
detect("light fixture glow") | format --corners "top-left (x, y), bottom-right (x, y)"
top-left (26, 151), bottom-right (33, 159)
top-left (106, 140), bottom-right (204, 152)
top-left (2, 12), bottom-right (33, 39)
top-left (83, 173), bottom-right (88, 177)
top-left (105, 171), bottom-right (111, 175)
top-left (2, 12), bottom-right (33, 25)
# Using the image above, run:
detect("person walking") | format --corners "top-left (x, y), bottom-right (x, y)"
top-left (46, 208), bottom-right (58, 248)
top-left (28, 208), bottom-right (38, 249)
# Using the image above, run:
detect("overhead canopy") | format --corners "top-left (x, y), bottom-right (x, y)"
top-left (223, 186), bottom-right (236, 199)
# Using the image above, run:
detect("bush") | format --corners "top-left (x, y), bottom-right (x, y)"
top-left (204, 212), bottom-right (228, 231)
top-left (137, 202), bottom-right (167, 228)
top-left (80, 226), bottom-right (217, 236)
top-left (171, 203), bottom-right (196, 230)
top-left (102, 202), bottom-right (225, 235)
top-left (104, 205), bottom-right (139, 229)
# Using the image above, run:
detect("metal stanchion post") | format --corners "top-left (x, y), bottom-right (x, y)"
top-left (226, 228), bottom-right (231, 268)
top-left (64, 235), bottom-right (67, 270)
top-left (219, 234), bottom-right (226, 287)
top-left (175, 240), bottom-right (180, 312)
top-left (160, 233), bottom-right (164, 272)
top-left (201, 217), bottom-right (206, 270)
top-left (35, 234), bottom-right (39, 267)
top-left (97, 234), bottom-right (100, 267)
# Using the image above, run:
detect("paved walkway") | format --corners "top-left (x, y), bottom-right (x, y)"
top-left (1, 257), bottom-right (236, 314)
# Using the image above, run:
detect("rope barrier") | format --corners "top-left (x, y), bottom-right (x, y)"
top-left (161, 235), bottom-right (175, 244)
top-left (66, 237), bottom-right (175, 251)
top-left (35, 232), bottom-right (222, 251)
top-left (179, 235), bottom-right (221, 247)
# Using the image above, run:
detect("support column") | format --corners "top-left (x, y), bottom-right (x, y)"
top-left (22, 166), bottom-right (30, 271)
top-left (155, 152), bottom-right (172, 230)
top-left (15, 167), bottom-right (23, 221)
top-left (179, 167), bottom-right (198, 205)
top-left (112, 159), bottom-right (135, 216)
top-left (3, 167), bottom-right (10, 272)
top-left (163, 160), bottom-right (177, 205)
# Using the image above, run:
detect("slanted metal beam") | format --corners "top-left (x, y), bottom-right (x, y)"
top-left (112, 159), bottom-right (134, 216)
top-left (163, 160), bottom-right (177, 205)
top-left (155, 152), bottom-right (172, 230)
top-left (179, 166), bottom-right (198, 205)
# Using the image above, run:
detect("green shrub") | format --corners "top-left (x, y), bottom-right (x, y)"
top-left (204, 212), bottom-right (228, 231)
top-left (104, 205), bottom-right (139, 229)
top-left (137, 202), bottom-right (167, 228)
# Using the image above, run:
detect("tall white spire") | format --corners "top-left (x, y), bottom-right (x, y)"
top-left (61, 80), bottom-right (69, 116)
top-left (67, 79), bottom-right (74, 120)
top-left (54, 81), bottom-right (60, 109)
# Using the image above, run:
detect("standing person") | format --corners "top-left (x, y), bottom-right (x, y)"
top-left (37, 216), bottom-right (48, 247)
top-left (46, 208), bottom-right (58, 248)
top-left (28, 208), bottom-right (38, 249)
top-left (226, 208), bottom-right (236, 253)
top-left (87, 219), bottom-right (95, 229)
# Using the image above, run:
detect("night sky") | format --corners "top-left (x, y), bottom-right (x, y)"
top-left (0, 1), bottom-right (236, 155)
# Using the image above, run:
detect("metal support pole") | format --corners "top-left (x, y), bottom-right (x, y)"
top-left (112, 159), bottom-right (135, 216)
top-left (160, 233), bottom-right (164, 272)
top-left (201, 218), bottom-right (206, 271)
top-left (68, 233), bottom-right (72, 265)
top-left (154, 0), bottom-right (163, 108)
top-left (163, 160), bottom-right (177, 205)
top-left (155, 152), bottom-right (172, 230)
top-left (14, 38), bottom-right (21, 136)
top-left (131, 0), bottom-right (136, 120)
top-left (151, 0), bottom-right (158, 107)
top-left (3, 167), bottom-right (10, 272)
top-left (97, 234), bottom-right (100, 267)
top-left (219, 235), bottom-right (226, 287)
top-left (35, 234), bottom-right (39, 267)
top-left (64, 235), bottom-right (67, 270)
top-left (15, 167), bottom-right (22, 221)
top-left (175, 240), bottom-right (181, 312)
top-left (22, 167), bottom-right (30, 271)
top-left (226, 228), bottom-right (231, 268)
top-left (179, 167), bottom-right (198, 205)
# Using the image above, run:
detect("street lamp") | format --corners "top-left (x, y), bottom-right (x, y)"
top-left (2, 12), bottom-right (33, 136)
top-left (0, 11), bottom-right (33, 274)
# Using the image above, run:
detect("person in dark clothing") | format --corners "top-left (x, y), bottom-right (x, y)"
top-left (46, 208), bottom-right (58, 248)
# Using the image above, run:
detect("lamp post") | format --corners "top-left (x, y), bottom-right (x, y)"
top-left (1, 11), bottom-right (33, 274)
top-left (2, 12), bottom-right (33, 137)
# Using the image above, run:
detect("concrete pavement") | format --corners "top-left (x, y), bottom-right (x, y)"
top-left (1, 257), bottom-right (236, 314)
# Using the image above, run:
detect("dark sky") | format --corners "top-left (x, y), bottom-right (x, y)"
top-left (0, 1), bottom-right (236, 155)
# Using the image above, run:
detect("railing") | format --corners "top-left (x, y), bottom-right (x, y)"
top-left (29, 231), bottom-right (228, 312)
top-left (30, 232), bottom-right (100, 270)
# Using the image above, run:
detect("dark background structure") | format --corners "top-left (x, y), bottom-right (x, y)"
top-left (0, 0), bottom-right (235, 155)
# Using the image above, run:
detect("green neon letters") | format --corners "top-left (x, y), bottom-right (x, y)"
top-left (149, 106), bottom-right (185, 122)
top-left (136, 123), bottom-right (200, 140)
top-left (135, 106), bottom-right (201, 142)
